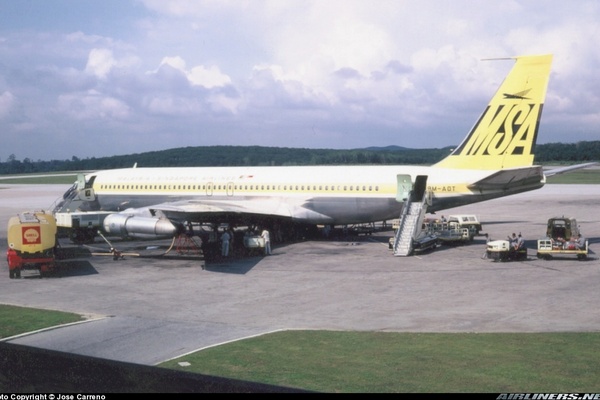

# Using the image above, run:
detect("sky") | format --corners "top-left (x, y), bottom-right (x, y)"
top-left (1, 0), bottom-right (599, 162)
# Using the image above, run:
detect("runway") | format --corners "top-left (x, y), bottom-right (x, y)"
top-left (1, 183), bottom-right (599, 365)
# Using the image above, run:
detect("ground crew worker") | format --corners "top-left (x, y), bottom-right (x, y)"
top-left (516, 233), bottom-right (525, 250)
top-left (261, 228), bottom-right (271, 255)
top-left (221, 230), bottom-right (231, 257)
top-left (508, 233), bottom-right (518, 249)
top-left (576, 233), bottom-right (586, 250)
top-left (508, 233), bottom-right (524, 251)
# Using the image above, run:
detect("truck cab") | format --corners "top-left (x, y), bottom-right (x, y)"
top-left (536, 217), bottom-right (588, 260)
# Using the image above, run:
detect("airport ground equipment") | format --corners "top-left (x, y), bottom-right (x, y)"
top-left (536, 217), bottom-right (588, 260)
top-left (54, 211), bottom-right (112, 244)
top-left (486, 239), bottom-right (528, 262)
top-left (392, 175), bottom-right (437, 256)
top-left (7, 211), bottom-right (57, 278)
top-left (390, 213), bottom-right (483, 251)
top-left (426, 214), bottom-right (483, 244)
top-left (243, 234), bottom-right (265, 256)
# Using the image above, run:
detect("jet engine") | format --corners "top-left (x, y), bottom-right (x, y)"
top-left (103, 213), bottom-right (181, 239)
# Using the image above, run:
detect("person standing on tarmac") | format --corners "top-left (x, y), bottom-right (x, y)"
top-left (221, 230), bottom-right (231, 257)
top-left (261, 228), bottom-right (272, 255)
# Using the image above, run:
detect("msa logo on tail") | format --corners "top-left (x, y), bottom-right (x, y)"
top-left (458, 102), bottom-right (541, 157)
top-left (434, 54), bottom-right (553, 170)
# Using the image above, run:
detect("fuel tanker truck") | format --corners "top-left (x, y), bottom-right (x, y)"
top-left (7, 211), bottom-right (57, 278)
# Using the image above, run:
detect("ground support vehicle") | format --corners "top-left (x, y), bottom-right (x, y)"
top-left (7, 211), bottom-right (57, 278)
top-left (426, 214), bottom-right (484, 245)
top-left (536, 217), bottom-right (588, 260)
top-left (55, 211), bottom-right (112, 244)
top-left (411, 233), bottom-right (439, 253)
top-left (388, 212), bottom-right (482, 254)
top-left (243, 234), bottom-right (265, 256)
top-left (486, 239), bottom-right (528, 262)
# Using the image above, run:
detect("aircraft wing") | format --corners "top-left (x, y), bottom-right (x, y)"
top-left (543, 162), bottom-right (599, 177)
top-left (143, 196), bottom-right (337, 225)
top-left (149, 198), bottom-right (294, 221)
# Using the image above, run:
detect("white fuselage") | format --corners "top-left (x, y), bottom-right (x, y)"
top-left (63, 164), bottom-right (535, 226)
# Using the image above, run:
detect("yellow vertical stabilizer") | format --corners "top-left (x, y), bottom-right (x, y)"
top-left (433, 54), bottom-right (553, 170)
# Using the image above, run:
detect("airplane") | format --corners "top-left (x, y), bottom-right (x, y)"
top-left (51, 54), bottom-right (590, 243)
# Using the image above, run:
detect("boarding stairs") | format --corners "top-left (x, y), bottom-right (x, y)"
top-left (393, 175), bottom-right (431, 257)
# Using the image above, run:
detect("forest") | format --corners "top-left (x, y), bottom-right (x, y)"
top-left (1, 141), bottom-right (599, 175)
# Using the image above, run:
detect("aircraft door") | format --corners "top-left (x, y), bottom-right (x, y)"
top-left (77, 174), bottom-right (96, 201)
top-left (76, 174), bottom-right (86, 190)
top-left (396, 174), bottom-right (413, 202)
top-left (412, 175), bottom-right (428, 202)
top-left (226, 182), bottom-right (234, 197)
top-left (206, 182), bottom-right (214, 197)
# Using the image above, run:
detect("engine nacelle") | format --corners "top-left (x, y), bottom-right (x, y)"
top-left (103, 213), bottom-right (180, 239)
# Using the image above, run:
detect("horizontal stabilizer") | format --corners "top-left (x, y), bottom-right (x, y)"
top-left (468, 166), bottom-right (544, 191)
top-left (543, 162), bottom-right (598, 177)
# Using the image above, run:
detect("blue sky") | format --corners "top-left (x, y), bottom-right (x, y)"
top-left (1, 0), bottom-right (599, 161)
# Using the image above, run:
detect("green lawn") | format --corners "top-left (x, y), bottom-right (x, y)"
top-left (158, 330), bottom-right (600, 392)
top-left (2, 303), bottom-right (600, 392)
top-left (0, 174), bottom-right (78, 184)
top-left (546, 168), bottom-right (600, 184)
top-left (0, 304), bottom-right (84, 338)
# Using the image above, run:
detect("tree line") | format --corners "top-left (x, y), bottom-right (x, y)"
top-left (1, 141), bottom-right (599, 175)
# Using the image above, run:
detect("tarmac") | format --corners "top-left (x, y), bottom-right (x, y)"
top-left (1, 183), bottom-right (599, 366)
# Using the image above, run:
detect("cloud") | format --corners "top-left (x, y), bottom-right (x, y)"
top-left (0, 91), bottom-right (15, 118)
top-left (1, 0), bottom-right (600, 161)
top-left (85, 48), bottom-right (117, 79)
top-left (57, 90), bottom-right (130, 120)
top-left (157, 56), bottom-right (232, 88)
